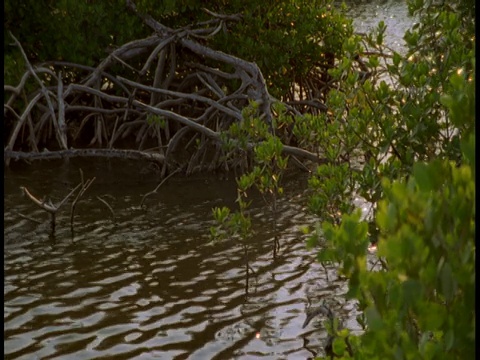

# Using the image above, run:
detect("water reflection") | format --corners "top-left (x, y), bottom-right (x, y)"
top-left (4, 159), bottom-right (361, 359)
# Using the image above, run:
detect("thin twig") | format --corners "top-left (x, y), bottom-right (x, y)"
top-left (140, 167), bottom-right (181, 207)
top-left (96, 196), bottom-right (115, 219)
top-left (55, 183), bottom-right (83, 210)
top-left (21, 186), bottom-right (57, 213)
top-left (16, 212), bottom-right (43, 224)
top-left (70, 175), bottom-right (96, 228)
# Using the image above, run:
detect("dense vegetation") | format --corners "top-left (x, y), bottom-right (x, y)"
top-left (4, 0), bottom-right (475, 358)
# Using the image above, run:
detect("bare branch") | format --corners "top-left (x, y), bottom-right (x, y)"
top-left (56, 183), bottom-right (83, 210)
top-left (5, 92), bottom-right (44, 164)
top-left (96, 196), bottom-right (115, 219)
top-left (21, 187), bottom-right (57, 213)
top-left (118, 76), bottom-right (243, 121)
top-left (57, 71), bottom-right (68, 147)
top-left (9, 32), bottom-right (67, 149)
top-left (17, 212), bottom-right (43, 224)
top-left (82, 35), bottom-right (160, 88)
top-left (141, 35), bottom-right (176, 76)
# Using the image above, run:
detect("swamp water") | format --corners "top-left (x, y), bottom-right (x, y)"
top-left (5, 159), bottom-right (371, 359)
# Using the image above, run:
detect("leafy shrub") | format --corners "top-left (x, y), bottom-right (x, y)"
top-left (304, 0), bottom-right (475, 356)
top-left (316, 133), bottom-right (474, 359)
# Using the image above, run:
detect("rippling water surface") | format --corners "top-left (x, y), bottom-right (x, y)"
top-left (4, 158), bottom-right (369, 360)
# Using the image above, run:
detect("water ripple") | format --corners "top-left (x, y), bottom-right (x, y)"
top-left (4, 155), bottom-right (382, 358)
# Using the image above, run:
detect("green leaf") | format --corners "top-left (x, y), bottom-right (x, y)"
top-left (317, 248), bottom-right (336, 262)
top-left (366, 306), bottom-right (383, 331)
top-left (439, 262), bottom-right (456, 302)
top-left (393, 52), bottom-right (402, 66)
top-left (439, 94), bottom-right (453, 108)
top-left (332, 337), bottom-right (346, 356)
top-left (445, 329), bottom-right (455, 350)
top-left (417, 302), bottom-right (446, 329)
top-left (461, 134), bottom-right (475, 172)
top-left (377, 200), bottom-right (398, 233)
top-left (449, 73), bottom-right (465, 88)
top-left (402, 279), bottom-right (424, 305)
top-left (412, 162), bottom-right (433, 192)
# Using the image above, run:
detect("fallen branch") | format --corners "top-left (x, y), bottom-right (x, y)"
top-left (5, 148), bottom-right (164, 163)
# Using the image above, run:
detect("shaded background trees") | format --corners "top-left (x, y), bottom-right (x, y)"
top-left (4, 0), bottom-right (351, 99)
